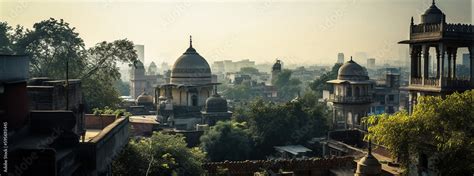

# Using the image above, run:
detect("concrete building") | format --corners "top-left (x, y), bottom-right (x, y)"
top-left (371, 70), bottom-right (401, 115)
top-left (337, 53), bottom-right (345, 64)
top-left (130, 60), bottom-right (164, 99)
top-left (366, 58), bottom-right (375, 69)
top-left (2, 55), bottom-right (129, 176)
top-left (271, 59), bottom-right (282, 85)
top-left (134, 44), bottom-right (145, 63)
top-left (327, 57), bottom-right (375, 130)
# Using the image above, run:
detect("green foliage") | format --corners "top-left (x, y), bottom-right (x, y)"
top-left (365, 90), bottom-right (474, 175)
top-left (221, 83), bottom-right (256, 101)
top-left (200, 121), bottom-right (252, 161)
top-left (310, 63), bottom-right (342, 97)
top-left (112, 132), bottom-right (206, 176)
top-left (272, 69), bottom-right (302, 101)
top-left (231, 97), bottom-right (328, 159)
top-left (239, 67), bottom-right (259, 75)
top-left (92, 106), bottom-right (131, 118)
top-left (0, 19), bottom-right (137, 112)
top-left (115, 80), bottom-right (130, 96)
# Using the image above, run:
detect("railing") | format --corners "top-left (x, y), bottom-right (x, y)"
top-left (329, 95), bottom-right (373, 104)
top-left (410, 77), bottom-right (471, 88)
top-left (411, 23), bottom-right (474, 34)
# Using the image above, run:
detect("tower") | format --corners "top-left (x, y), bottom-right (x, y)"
top-left (130, 60), bottom-right (146, 99)
top-left (327, 57), bottom-right (374, 130)
top-left (337, 53), bottom-right (345, 64)
top-left (271, 59), bottom-right (282, 84)
top-left (398, 0), bottom-right (474, 113)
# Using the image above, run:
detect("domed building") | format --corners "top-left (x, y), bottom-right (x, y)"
top-left (420, 0), bottom-right (445, 24)
top-left (354, 141), bottom-right (382, 176)
top-left (327, 57), bottom-right (374, 130)
top-left (202, 87), bottom-right (232, 126)
top-left (155, 36), bottom-right (230, 130)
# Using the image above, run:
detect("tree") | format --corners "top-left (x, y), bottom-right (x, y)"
top-left (272, 69), bottom-right (301, 101)
top-left (0, 22), bottom-right (13, 54)
top-left (310, 63), bottom-right (342, 97)
top-left (236, 98), bottom-right (328, 159)
top-left (364, 90), bottom-right (474, 175)
top-left (113, 132), bottom-right (206, 176)
top-left (239, 67), bottom-right (259, 75)
top-left (200, 121), bottom-right (252, 161)
top-left (115, 80), bottom-right (130, 96)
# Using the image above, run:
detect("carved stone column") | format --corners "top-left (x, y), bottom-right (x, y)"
top-left (410, 45), bottom-right (417, 78)
top-left (435, 46), bottom-right (440, 78)
top-left (469, 46), bottom-right (474, 86)
top-left (423, 45), bottom-right (430, 79)
top-left (447, 48), bottom-right (452, 80)
top-left (452, 47), bottom-right (457, 79)
top-left (438, 44), bottom-right (446, 87)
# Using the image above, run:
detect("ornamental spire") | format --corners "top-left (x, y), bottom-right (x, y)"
top-left (432, 0), bottom-right (435, 5)
top-left (190, 35), bottom-right (193, 48)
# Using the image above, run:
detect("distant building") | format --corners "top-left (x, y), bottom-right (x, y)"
top-left (371, 69), bottom-right (401, 114)
top-left (271, 59), bottom-right (282, 85)
top-left (337, 53), bottom-right (345, 64)
top-left (212, 59), bottom-right (256, 73)
top-left (327, 57), bottom-right (375, 130)
top-left (462, 53), bottom-right (470, 67)
top-left (130, 60), bottom-right (163, 99)
top-left (134, 44), bottom-right (145, 63)
top-left (367, 58), bottom-right (376, 69)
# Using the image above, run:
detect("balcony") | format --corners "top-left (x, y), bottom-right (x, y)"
top-left (408, 77), bottom-right (472, 91)
top-left (329, 95), bottom-right (373, 104)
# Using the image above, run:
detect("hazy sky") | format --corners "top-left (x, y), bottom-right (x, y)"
top-left (1, 0), bottom-right (472, 66)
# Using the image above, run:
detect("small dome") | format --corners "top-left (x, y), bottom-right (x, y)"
top-left (136, 92), bottom-right (153, 103)
top-left (355, 142), bottom-right (382, 175)
top-left (421, 1), bottom-right (445, 24)
top-left (135, 60), bottom-right (145, 69)
top-left (170, 36), bottom-right (212, 85)
top-left (205, 93), bottom-right (228, 113)
top-left (337, 58), bottom-right (368, 81)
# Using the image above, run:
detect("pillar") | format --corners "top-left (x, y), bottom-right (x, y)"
top-left (410, 45), bottom-right (417, 78)
top-left (435, 46), bottom-right (440, 78)
top-left (438, 44), bottom-right (445, 86)
top-left (418, 47), bottom-right (422, 77)
top-left (447, 48), bottom-right (452, 79)
top-left (452, 47), bottom-right (457, 79)
top-left (469, 46), bottom-right (474, 85)
top-left (423, 45), bottom-right (429, 79)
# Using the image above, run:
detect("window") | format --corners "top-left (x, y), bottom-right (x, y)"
top-left (191, 95), bottom-right (198, 106)
top-left (388, 94), bottom-right (395, 102)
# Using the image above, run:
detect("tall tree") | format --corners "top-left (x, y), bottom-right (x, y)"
top-left (113, 132), bottom-right (206, 176)
top-left (0, 22), bottom-right (13, 54)
top-left (272, 69), bottom-right (301, 101)
top-left (200, 121), bottom-right (252, 161)
top-left (310, 63), bottom-right (342, 97)
top-left (365, 90), bottom-right (474, 175)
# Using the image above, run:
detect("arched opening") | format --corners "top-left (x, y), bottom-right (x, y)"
top-left (355, 87), bottom-right (360, 97)
top-left (347, 86), bottom-right (352, 97)
top-left (191, 95), bottom-right (198, 106)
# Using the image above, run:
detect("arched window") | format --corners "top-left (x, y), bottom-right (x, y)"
top-left (347, 86), bottom-right (352, 97)
top-left (191, 95), bottom-right (198, 106)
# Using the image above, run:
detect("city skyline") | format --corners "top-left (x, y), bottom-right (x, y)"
top-left (1, 0), bottom-right (472, 66)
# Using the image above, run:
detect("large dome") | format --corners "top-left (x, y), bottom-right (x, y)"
top-left (421, 1), bottom-right (445, 24)
top-left (170, 36), bottom-right (212, 85)
top-left (337, 58), bottom-right (368, 81)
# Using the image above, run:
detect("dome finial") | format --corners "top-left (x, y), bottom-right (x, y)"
top-left (189, 35), bottom-right (193, 48)
top-left (350, 56), bottom-right (353, 61)
top-left (432, 0), bottom-right (435, 5)
top-left (368, 139), bottom-right (372, 156)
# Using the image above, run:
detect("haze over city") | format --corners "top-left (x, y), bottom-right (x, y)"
top-left (1, 0), bottom-right (471, 66)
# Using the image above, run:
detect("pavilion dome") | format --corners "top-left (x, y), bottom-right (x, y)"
top-left (170, 36), bottom-right (212, 85)
top-left (136, 92), bottom-right (153, 104)
top-left (337, 58), bottom-right (368, 81)
top-left (355, 143), bottom-right (382, 175)
top-left (204, 93), bottom-right (228, 113)
top-left (421, 1), bottom-right (445, 24)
